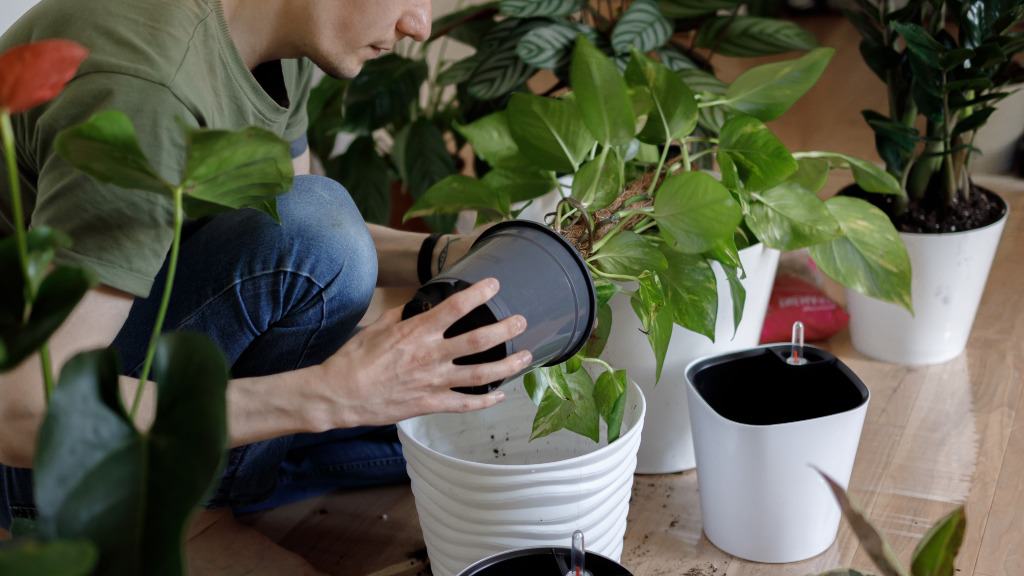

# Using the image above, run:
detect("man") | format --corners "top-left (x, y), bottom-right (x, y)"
top-left (0, 0), bottom-right (528, 568)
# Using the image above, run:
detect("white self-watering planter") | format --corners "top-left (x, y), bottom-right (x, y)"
top-left (686, 344), bottom-right (869, 563)
top-left (601, 244), bottom-right (780, 473)
top-left (397, 378), bottom-right (646, 576)
top-left (847, 198), bottom-right (1008, 365)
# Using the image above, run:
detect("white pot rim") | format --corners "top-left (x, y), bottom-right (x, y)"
top-left (895, 188), bottom-right (1009, 239)
top-left (397, 381), bottom-right (646, 472)
top-left (684, 344), bottom-right (870, 432)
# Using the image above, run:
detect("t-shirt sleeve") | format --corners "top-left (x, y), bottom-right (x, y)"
top-left (283, 58), bottom-right (314, 146)
top-left (33, 72), bottom-right (199, 298)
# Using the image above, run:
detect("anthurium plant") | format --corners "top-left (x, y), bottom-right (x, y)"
top-left (306, 0), bottom-right (823, 229)
top-left (846, 0), bottom-right (1023, 231)
top-left (407, 37), bottom-right (913, 443)
top-left (0, 41), bottom-right (295, 576)
top-left (815, 471), bottom-right (966, 576)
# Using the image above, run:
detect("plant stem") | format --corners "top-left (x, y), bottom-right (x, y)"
top-left (632, 218), bottom-right (657, 235)
top-left (131, 186), bottom-right (184, 418)
top-left (941, 68), bottom-right (958, 206)
top-left (645, 141), bottom-right (671, 198)
top-left (2, 111), bottom-right (56, 401)
top-left (697, 99), bottom-right (728, 108)
top-left (588, 266), bottom-right (639, 282)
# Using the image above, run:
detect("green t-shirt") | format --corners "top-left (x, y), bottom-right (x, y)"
top-left (0, 0), bottom-right (313, 297)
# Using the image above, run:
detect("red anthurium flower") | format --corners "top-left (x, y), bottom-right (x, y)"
top-left (0, 39), bottom-right (88, 114)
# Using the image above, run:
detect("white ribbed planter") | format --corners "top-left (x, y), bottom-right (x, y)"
top-left (600, 244), bottom-right (780, 473)
top-left (397, 378), bottom-right (646, 576)
top-left (847, 196), bottom-right (1008, 365)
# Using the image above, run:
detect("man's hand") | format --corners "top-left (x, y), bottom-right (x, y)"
top-left (313, 278), bottom-right (530, 429)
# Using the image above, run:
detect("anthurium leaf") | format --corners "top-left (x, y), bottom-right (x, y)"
top-left (517, 21), bottom-right (596, 70)
top-left (324, 137), bottom-right (390, 224)
top-left (723, 47), bottom-right (834, 121)
top-left (625, 51), bottom-right (698, 144)
top-left (717, 115), bottom-right (797, 192)
top-left (817, 469), bottom-right (909, 576)
top-left (344, 54), bottom-right (427, 132)
top-left (404, 175), bottom-right (510, 222)
top-left (808, 196), bottom-right (912, 312)
top-left (592, 231), bottom-right (668, 276)
top-left (584, 300), bottom-right (613, 357)
top-left (653, 171), bottom-right (742, 253)
top-left (612, 0), bottom-right (672, 54)
top-left (507, 92), bottom-right (595, 171)
top-left (794, 151), bottom-right (902, 195)
top-left (595, 369), bottom-right (628, 442)
top-left (572, 150), bottom-right (624, 210)
top-left (788, 157), bottom-right (830, 194)
top-left (630, 273), bottom-right (673, 382)
top-left (0, 539), bottom-right (97, 576)
top-left (181, 126), bottom-right (293, 221)
top-left (483, 168), bottom-right (556, 204)
top-left (571, 36), bottom-right (636, 147)
top-left (54, 110), bottom-right (174, 195)
top-left (696, 16), bottom-right (818, 57)
top-left (747, 183), bottom-right (841, 251)
top-left (658, 0), bottom-right (739, 19)
top-left (500, 0), bottom-right (582, 17)
top-left (910, 507), bottom-right (966, 576)
top-left (658, 247), bottom-right (717, 341)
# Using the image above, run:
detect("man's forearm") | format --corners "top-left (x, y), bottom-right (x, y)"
top-left (368, 223), bottom-right (428, 287)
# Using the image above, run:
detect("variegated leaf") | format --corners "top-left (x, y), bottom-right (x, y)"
top-left (500, 0), bottom-right (582, 17)
top-left (612, 0), bottom-right (673, 54)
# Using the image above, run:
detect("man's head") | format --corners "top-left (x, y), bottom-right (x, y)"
top-left (301, 0), bottom-right (432, 78)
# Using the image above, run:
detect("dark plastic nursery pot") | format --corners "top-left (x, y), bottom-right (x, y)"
top-left (456, 547), bottom-right (633, 576)
top-left (402, 220), bottom-right (596, 394)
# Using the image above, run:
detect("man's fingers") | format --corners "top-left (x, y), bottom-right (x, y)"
top-left (447, 350), bottom-right (532, 390)
top-left (432, 389), bottom-right (507, 414)
top-left (442, 315), bottom-right (527, 359)
top-left (426, 278), bottom-right (499, 328)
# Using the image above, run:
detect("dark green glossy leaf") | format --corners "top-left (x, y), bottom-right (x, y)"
top-left (723, 47), bottom-right (834, 121)
top-left (507, 92), bottom-right (595, 171)
top-left (696, 17), bottom-right (817, 57)
top-left (325, 137), bottom-right (390, 225)
top-left (612, 0), bottom-right (672, 54)
top-left (0, 539), bottom-right (97, 576)
top-left (21, 227), bottom-right (71, 302)
top-left (892, 22), bottom-right (944, 69)
top-left (658, 0), bottom-right (739, 18)
top-left (659, 247), bottom-right (717, 341)
top-left (653, 171), bottom-right (742, 253)
top-left (572, 150), bottom-right (624, 210)
top-left (571, 36), bottom-right (636, 146)
top-left (861, 110), bottom-right (919, 172)
top-left (630, 273), bottom-right (673, 383)
top-left (595, 369), bottom-right (628, 442)
top-left (404, 118), bottom-right (457, 203)
top-left (181, 126), bottom-right (294, 221)
top-left (911, 507), bottom-right (966, 576)
top-left (344, 54), bottom-right (427, 132)
top-left (306, 75), bottom-right (348, 163)
top-left (717, 115), bottom-right (797, 192)
top-left (404, 175), bottom-right (510, 222)
top-left (517, 21), bottom-right (596, 70)
top-left (592, 231), bottom-right (667, 277)
top-left (483, 168), bottom-right (556, 204)
top-left (500, 0), bottom-right (582, 17)
top-left (952, 107), bottom-right (996, 138)
top-left (625, 51), bottom-right (698, 143)
top-left (54, 110), bottom-right (173, 195)
top-left (794, 151), bottom-right (901, 195)
top-left (808, 196), bottom-right (912, 312)
top-left (818, 469), bottom-right (909, 576)
top-left (747, 183), bottom-right (841, 250)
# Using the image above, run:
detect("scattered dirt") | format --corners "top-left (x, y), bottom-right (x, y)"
top-left (843, 182), bottom-right (1006, 234)
top-left (683, 563), bottom-right (720, 576)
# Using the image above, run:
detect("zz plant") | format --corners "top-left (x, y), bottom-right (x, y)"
top-left (0, 41), bottom-right (295, 576)
top-left (407, 37), bottom-right (913, 443)
top-left (847, 0), bottom-right (1023, 229)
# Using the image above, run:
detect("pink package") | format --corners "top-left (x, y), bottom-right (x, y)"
top-left (760, 274), bottom-right (850, 343)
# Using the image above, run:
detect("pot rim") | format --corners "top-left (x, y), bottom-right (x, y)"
top-left (397, 380), bottom-right (646, 471)
top-left (684, 344), bottom-right (870, 430)
top-left (457, 546), bottom-right (630, 576)
top-left (846, 183), bottom-right (1010, 239)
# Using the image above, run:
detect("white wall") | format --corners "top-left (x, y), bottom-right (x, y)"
top-left (1, 0), bottom-right (39, 34)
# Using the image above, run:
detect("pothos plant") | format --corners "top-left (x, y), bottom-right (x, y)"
top-left (846, 0), bottom-right (1023, 231)
top-left (0, 41), bottom-right (295, 576)
top-left (406, 36), bottom-right (913, 443)
top-left (305, 0), bottom-right (821, 229)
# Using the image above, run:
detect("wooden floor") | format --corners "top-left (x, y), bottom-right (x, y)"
top-left (235, 15), bottom-right (1024, 576)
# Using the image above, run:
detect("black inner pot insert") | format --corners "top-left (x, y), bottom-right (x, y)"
top-left (458, 547), bottom-right (633, 576)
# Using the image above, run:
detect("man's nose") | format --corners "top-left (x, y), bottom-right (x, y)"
top-left (397, 0), bottom-right (432, 42)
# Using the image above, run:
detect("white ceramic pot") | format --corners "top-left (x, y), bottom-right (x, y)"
top-left (686, 345), bottom-right (870, 563)
top-left (600, 244), bottom-right (780, 473)
top-left (846, 198), bottom-right (1008, 365)
top-left (397, 378), bottom-right (646, 576)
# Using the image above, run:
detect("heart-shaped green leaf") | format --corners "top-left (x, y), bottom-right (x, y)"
top-left (483, 168), bottom-right (556, 204)
top-left (571, 36), bottom-right (636, 146)
top-left (788, 157), bottom-right (830, 194)
top-left (746, 183), bottom-right (841, 251)
top-left (0, 539), bottom-right (97, 576)
top-left (592, 231), bottom-right (667, 276)
top-left (54, 110), bottom-right (173, 195)
top-left (910, 507), bottom-right (966, 576)
top-left (584, 299), bottom-right (613, 358)
top-left (696, 16), bottom-right (818, 57)
top-left (625, 51), bottom-right (698, 144)
top-left (808, 196), bottom-right (912, 312)
top-left (612, 0), bottom-right (672, 54)
top-left (717, 115), bottom-right (797, 192)
top-left (794, 151), bottom-right (901, 195)
top-left (404, 175), bottom-right (510, 222)
top-left (630, 273), bottom-right (674, 383)
top-left (653, 171), bottom-right (742, 253)
top-left (659, 247), bottom-right (718, 341)
top-left (531, 366), bottom-right (599, 442)
top-left (572, 149), bottom-right (624, 210)
top-left (722, 263), bottom-right (745, 335)
top-left (723, 47), bottom-right (834, 121)
top-left (507, 92), bottom-right (595, 172)
top-left (455, 111), bottom-right (529, 169)
top-left (595, 369), bottom-right (628, 442)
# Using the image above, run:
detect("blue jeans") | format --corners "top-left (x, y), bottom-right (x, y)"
top-left (1, 175), bottom-right (408, 529)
